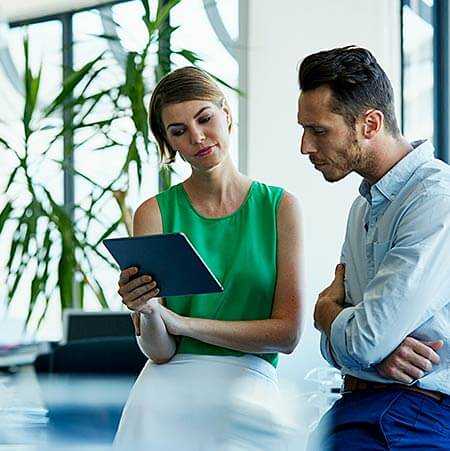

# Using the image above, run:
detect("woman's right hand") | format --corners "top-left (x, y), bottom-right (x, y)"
top-left (118, 267), bottom-right (160, 316)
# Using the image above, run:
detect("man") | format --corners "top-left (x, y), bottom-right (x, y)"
top-left (298, 46), bottom-right (450, 449)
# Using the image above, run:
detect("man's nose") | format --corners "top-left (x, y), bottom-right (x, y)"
top-left (300, 133), bottom-right (316, 155)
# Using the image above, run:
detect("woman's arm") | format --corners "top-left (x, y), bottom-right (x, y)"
top-left (159, 192), bottom-right (304, 354)
top-left (118, 197), bottom-right (177, 363)
top-left (133, 303), bottom-right (177, 364)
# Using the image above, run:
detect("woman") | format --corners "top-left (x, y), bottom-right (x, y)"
top-left (113, 66), bottom-right (303, 450)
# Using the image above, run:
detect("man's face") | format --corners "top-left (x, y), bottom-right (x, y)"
top-left (297, 85), bottom-right (362, 182)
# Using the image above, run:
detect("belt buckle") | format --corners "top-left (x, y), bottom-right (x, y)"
top-left (340, 375), bottom-right (353, 395)
top-left (340, 387), bottom-right (351, 395)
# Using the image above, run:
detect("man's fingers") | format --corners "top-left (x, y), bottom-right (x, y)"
top-left (423, 340), bottom-right (444, 351)
top-left (401, 362), bottom-right (425, 380)
top-left (405, 352), bottom-right (433, 372)
top-left (334, 263), bottom-right (345, 279)
top-left (390, 367), bottom-right (414, 384)
top-left (410, 339), bottom-right (441, 364)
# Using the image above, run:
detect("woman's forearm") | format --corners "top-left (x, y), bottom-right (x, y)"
top-left (137, 311), bottom-right (177, 363)
top-left (177, 316), bottom-right (300, 355)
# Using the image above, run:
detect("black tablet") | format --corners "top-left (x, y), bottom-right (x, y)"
top-left (103, 233), bottom-right (224, 297)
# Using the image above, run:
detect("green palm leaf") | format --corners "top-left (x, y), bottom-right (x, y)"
top-left (44, 52), bottom-right (105, 118)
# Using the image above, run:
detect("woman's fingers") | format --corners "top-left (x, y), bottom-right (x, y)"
top-left (117, 267), bottom-right (160, 313)
top-left (118, 267), bottom-right (139, 286)
top-left (131, 312), bottom-right (141, 336)
top-left (118, 275), bottom-right (153, 296)
top-left (123, 287), bottom-right (160, 311)
top-left (122, 281), bottom-right (157, 303)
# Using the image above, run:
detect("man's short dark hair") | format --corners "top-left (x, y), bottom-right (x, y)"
top-left (298, 46), bottom-right (400, 136)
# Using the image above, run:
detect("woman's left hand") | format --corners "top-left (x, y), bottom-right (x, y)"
top-left (159, 305), bottom-right (187, 336)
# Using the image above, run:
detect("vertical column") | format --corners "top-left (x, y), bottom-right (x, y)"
top-left (400, 0), bottom-right (405, 134)
top-left (62, 13), bottom-right (78, 307)
top-left (157, 0), bottom-right (172, 192)
top-left (63, 14), bottom-right (74, 216)
top-left (433, 0), bottom-right (449, 162)
top-left (238, 0), bottom-right (249, 175)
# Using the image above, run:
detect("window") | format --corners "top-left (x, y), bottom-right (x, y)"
top-left (401, 0), bottom-right (449, 162)
top-left (401, 0), bottom-right (434, 143)
top-left (0, 0), bottom-right (243, 340)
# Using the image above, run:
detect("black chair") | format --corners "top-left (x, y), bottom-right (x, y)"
top-left (35, 336), bottom-right (147, 375)
top-left (35, 310), bottom-right (147, 376)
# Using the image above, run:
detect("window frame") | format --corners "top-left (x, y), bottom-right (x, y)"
top-left (8, 0), bottom-right (247, 205)
top-left (9, 0), bottom-right (131, 221)
top-left (401, 0), bottom-right (449, 163)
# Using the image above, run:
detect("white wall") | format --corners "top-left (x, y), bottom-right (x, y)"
top-left (246, 0), bottom-right (401, 386)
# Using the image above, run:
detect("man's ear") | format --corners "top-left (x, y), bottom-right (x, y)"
top-left (362, 109), bottom-right (384, 139)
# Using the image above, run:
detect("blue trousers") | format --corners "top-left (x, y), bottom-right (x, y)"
top-left (308, 388), bottom-right (450, 450)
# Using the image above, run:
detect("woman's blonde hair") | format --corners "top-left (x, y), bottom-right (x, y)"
top-left (149, 66), bottom-right (232, 163)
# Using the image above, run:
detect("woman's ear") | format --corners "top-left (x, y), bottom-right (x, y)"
top-left (221, 100), bottom-right (232, 129)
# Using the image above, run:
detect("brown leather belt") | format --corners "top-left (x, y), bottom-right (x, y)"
top-left (342, 375), bottom-right (446, 403)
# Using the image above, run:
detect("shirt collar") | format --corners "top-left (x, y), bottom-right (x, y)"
top-left (359, 140), bottom-right (435, 203)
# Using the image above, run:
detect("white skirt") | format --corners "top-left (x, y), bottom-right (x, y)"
top-left (113, 354), bottom-right (289, 451)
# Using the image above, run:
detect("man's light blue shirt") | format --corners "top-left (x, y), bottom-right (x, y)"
top-left (321, 140), bottom-right (450, 395)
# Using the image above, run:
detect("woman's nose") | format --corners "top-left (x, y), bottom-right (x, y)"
top-left (190, 127), bottom-right (206, 145)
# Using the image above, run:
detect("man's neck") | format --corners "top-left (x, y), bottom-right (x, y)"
top-left (359, 136), bottom-right (413, 185)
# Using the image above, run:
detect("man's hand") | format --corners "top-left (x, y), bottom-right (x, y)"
top-left (318, 263), bottom-right (346, 304)
top-left (314, 264), bottom-right (346, 335)
top-left (376, 337), bottom-right (443, 384)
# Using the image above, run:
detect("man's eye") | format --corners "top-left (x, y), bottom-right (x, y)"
top-left (313, 129), bottom-right (326, 135)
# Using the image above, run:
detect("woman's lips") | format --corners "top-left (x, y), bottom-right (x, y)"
top-left (195, 145), bottom-right (215, 158)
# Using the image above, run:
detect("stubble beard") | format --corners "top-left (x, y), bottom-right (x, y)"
top-left (323, 132), bottom-right (359, 183)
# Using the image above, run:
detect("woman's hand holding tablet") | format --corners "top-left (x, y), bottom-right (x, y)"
top-left (103, 233), bottom-right (223, 297)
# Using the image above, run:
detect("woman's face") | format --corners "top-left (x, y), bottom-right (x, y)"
top-left (161, 99), bottom-right (231, 171)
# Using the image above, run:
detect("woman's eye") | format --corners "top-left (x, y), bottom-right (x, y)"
top-left (313, 129), bottom-right (326, 135)
top-left (171, 129), bottom-right (184, 137)
top-left (199, 115), bottom-right (212, 124)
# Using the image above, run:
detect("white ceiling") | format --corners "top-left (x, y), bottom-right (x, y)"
top-left (0, 0), bottom-right (117, 22)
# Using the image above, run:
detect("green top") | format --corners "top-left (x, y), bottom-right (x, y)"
top-left (156, 180), bottom-right (284, 367)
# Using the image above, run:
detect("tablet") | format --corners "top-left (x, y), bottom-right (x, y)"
top-left (103, 233), bottom-right (224, 297)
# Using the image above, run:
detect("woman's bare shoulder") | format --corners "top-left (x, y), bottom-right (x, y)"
top-left (133, 196), bottom-right (163, 236)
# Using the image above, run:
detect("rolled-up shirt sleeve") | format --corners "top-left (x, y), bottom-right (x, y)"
top-left (320, 332), bottom-right (341, 369)
top-left (329, 193), bottom-right (450, 370)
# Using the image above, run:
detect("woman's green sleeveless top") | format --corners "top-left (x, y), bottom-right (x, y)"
top-left (156, 181), bottom-right (284, 367)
